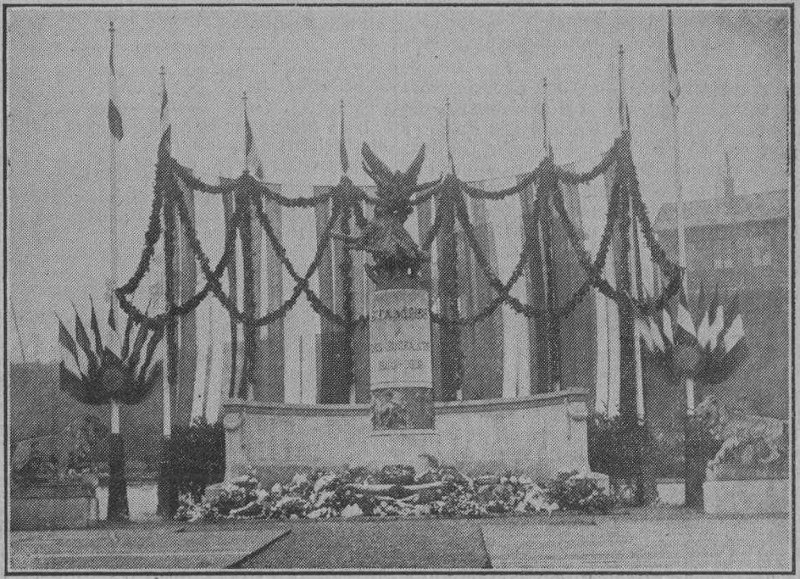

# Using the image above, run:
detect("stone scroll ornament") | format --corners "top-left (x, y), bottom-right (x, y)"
top-left (332, 144), bottom-right (441, 430)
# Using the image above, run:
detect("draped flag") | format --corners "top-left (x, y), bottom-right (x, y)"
top-left (107, 22), bottom-right (123, 141)
top-left (159, 66), bottom-right (171, 156)
top-left (244, 100), bottom-right (265, 180)
top-left (667, 10), bottom-right (681, 107)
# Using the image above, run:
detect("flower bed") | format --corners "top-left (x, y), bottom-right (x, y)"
top-left (175, 464), bottom-right (614, 522)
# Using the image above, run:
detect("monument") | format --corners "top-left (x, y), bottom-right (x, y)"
top-left (334, 143), bottom-right (441, 470)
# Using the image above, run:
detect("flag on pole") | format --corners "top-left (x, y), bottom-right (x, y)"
top-left (542, 78), bottom-right (552, 156)
top-left (159, 66), bottom-right (171, 156)
top-left (722, 293), bottom-right (745, 354)
top-left (618, 45), bottom-right (631, 132)
top-left (244, 95), bottom-right (265, 180)
top-left (694, 281), bottom-right (706, 324)
top-left (107, 301), bottom-right (117, 332)
top-left (667, 10), bottom-right (681, 107)
top-left (58, 317), bottom-right (81, 372)
top-left (661, 309), bottom-right (674, 345)
top-left (339, 100), bottom-right (349, 174)
top-left (635, 317), bottom-right (654, 351)
top-left (675, 289), bottom-right (696, 342)
top-left (702, 292), bottom-right (748, 383)
top-left (707, 286), bottom-right (724, 350)
top-left (107, 22), bottom-right (124, 141)
top-left (73, 308), bottom-right (93, 355)
top-left (89, 296), bottom-right (104, 354)
top-left (649, 316), bottom-right (666, 352)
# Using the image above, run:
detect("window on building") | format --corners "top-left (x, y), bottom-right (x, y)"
top-left (713, 239), bottom-right (734, 270)
top-left (751, 235), bottom-right (772, 266)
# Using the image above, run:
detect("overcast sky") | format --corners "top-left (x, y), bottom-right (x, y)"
top-left (6, 6), bottom-right (789, 364)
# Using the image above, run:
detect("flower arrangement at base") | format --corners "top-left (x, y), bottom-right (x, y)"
top-left (175, 464), bottom-right (614, 522)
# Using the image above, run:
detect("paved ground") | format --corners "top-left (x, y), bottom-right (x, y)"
top-left (235, 518), bottom-right (491, 569)
top-left (7, 508), bottom-right (793, 572)
top-left (482, 511), bottom-right (793, 572)
top-left (9, 522), bottom-right (288, 571)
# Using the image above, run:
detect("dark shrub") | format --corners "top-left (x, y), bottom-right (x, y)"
top-left (588, 413), bottom-right (653, 479)
top-left (170, 417), bottom-right (225, 502)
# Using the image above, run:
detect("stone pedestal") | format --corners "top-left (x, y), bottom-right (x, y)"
top-left (365, 429), bottom-right (440, 472)
top-left (704, 479), bottom-right (790, 515)
top-left (367, 278), bottom-right (436, 468)
top-left (10, 482), bottom-right (99, 531)
top-left (703, 462), bottom-right (789, 515)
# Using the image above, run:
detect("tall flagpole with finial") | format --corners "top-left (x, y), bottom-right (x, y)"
top-left (156, 63), bottom-right (179, 519)
top-left (340, 99), bottom-right (349, 175)
top-left (537, 77), bottom-right (560, 388)
top-left (107, 21), bottom-right (123, 347)
top-left (666, 10), bottom-right (694, 412)
top-left (619, 44), bottom-right (644, 418)
top-left (445, 97), bottom-right (456, 175)
top-left (107, 20), bottom-right (124, 437)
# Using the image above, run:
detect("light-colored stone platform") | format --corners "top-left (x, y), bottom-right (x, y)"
top-left (703, 478), bottom-right (790, 515)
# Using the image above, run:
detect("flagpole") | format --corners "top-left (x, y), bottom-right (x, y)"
top-left (619, 44), bottom-right (645, 418)
top-left (108, 21), bottom-right (119, 345)
top-left (10, 299), bottom-right (27, 365)
top-left (668, 31), bottom-right (694, 412)
top-left (108, 21), bottom-right (122, 435)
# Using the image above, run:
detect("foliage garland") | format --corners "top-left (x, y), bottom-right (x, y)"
top-left (459, 170), bottom-right (538, 201)
top-left (339, 197), bottom-right (356, 394)
top-left (116, 173), bottom-right (241, 329)
top-left (171, 161), bottom-right (332, 207)
top-left (236, 188), bottom-right (257, 399)
top-left (175, 188), bottom-right (314, 327)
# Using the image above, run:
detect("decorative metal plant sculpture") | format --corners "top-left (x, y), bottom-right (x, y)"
top-left (58, 299), bottom-right (163, 521)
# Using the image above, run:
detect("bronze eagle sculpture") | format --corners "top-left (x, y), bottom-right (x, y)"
top-left (333, 143), bottom-right (441, 283)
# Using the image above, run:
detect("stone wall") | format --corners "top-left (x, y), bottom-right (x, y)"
top-left (223, 389), bottom-right (589, 486)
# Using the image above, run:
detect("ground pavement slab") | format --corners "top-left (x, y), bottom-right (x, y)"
top-left (9, 523), bottom-right (289, 571)
top-left (233, 518), bottom-right (491, 569)
top-left (481, 513), bottom-right (792, 572)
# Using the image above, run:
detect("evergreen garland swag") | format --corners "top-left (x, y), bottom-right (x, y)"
top-left (115, 132), bottom-right (680, 340)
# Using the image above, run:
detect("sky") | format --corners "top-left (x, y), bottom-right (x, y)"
top-left (6, 6), bottom-right (790, 388)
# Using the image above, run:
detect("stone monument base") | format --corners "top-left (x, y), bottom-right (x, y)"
top-left (704, 478), bottom-right (790, 515)
top-left (365, 429), bottom-right (441, 473)
top-left (10, 482), bottom-right (99, 531)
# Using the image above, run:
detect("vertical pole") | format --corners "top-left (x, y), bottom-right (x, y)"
top-left (108, 23), bottom-right (119, 348)
top-left (299, 336), bottom-right (304, 403)
top-left (10, 300), bottom-right (27, 365)
top-left (106, 21), bottom-right (130, 522)
top-left (671, 87), bottom-right (694, 413)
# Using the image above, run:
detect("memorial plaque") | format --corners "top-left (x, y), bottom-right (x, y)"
top-left (370, 288), bottom-right (433, 390)
top-left (369, 287), bottom-right (434, 430)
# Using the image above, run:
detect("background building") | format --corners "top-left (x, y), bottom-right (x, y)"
top-left (650, 178), bottom-right (790, 437)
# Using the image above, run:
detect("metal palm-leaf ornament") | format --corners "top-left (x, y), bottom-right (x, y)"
top-left (57, 297), bottom-right (163, 521)
top-left (636, 286), bottom-right (749, 387)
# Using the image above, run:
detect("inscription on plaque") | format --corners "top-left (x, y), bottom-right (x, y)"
top-left (369, 288), bottom-right (432, 390)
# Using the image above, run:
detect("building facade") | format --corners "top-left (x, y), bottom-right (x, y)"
top-left (651, 186), bottom-right (790, 429)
